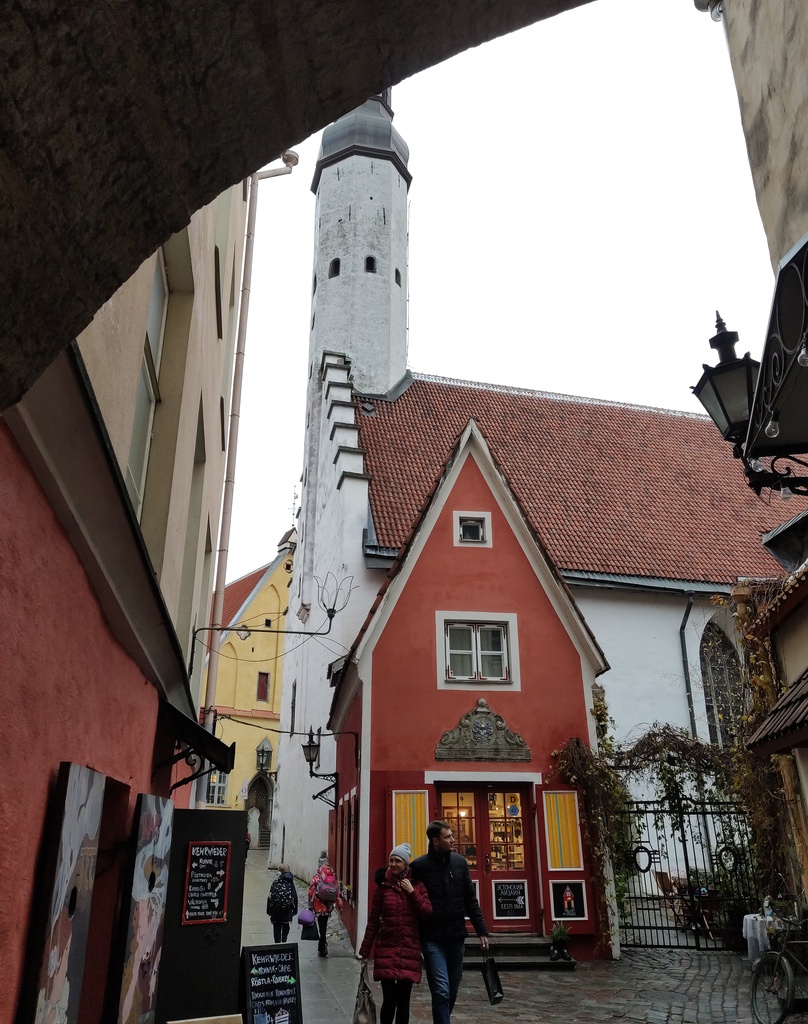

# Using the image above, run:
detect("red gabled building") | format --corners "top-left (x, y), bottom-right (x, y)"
top-left (329, 419), bottom-right (608, 954)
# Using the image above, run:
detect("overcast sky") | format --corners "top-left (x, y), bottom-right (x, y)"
top-left (226, 0), bottom-right (774, 583)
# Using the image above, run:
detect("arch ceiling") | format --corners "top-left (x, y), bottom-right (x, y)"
top-left (0, 0), bottom-right (591, 410)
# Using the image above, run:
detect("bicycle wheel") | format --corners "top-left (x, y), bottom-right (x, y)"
top-left (752, 951), bottom-right (794, 1024)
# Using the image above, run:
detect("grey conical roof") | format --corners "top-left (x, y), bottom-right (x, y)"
top-left (311, 93), bottom-right (411, 193)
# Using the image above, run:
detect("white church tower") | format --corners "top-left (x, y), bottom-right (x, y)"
top-left (269, 94), bottom-right (412, 876)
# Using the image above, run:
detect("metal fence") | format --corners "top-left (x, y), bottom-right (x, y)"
top-left (618, 798), bottom-right (760, 950)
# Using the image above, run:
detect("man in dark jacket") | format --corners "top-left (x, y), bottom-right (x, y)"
top-left (410, 820), bottom-right (489, 1024)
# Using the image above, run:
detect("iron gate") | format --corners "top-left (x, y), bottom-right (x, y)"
top-left (618, 798), bottom-right (760, 950)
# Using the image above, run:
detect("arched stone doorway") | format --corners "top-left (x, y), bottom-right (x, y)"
top-left (247, 775), bottom-right (274, 848)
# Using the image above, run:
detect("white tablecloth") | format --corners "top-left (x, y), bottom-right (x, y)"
top-left (742, 914), bottom-right (771, 965)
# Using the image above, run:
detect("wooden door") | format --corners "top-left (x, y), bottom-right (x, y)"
top-left (438, 786), bottom-right (537, 933)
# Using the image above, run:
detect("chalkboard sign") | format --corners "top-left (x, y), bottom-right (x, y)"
top-left (182, 841), bottom-right (231, 925)
top-left (241, 944), bottom-right (302, 1024)
top-left (493, 880), bottom-right (529, 919)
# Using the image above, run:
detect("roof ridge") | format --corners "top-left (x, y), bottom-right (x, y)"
top-left (410, 371), bottom-right (706, 419)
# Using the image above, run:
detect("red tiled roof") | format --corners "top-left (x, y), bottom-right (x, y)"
top-left (357, 376), bottom-right (795, 585)
top-left (221, 564), bottom-right (270, 627)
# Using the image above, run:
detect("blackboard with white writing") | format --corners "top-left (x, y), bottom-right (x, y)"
top-left (493, 880), bottom-right (528, 919)
top-left (241, 944), bottom-right (302, 1024)
top-left (182, 840), bottom-right (231, 924)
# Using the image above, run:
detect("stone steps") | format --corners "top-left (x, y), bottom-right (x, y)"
top-left (464, 934), bottom-right (575, 971)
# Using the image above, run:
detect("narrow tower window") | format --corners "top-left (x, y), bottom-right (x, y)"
top-left (365, 256), bottom-right (377, 274)
top-left (395, 269), bottom-right (401, 287)
top-left (329, 258), bottom-right (340, 279)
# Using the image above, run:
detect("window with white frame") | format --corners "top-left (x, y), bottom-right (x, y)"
top-left (453, 510), bottom-right (492, 548)
top-left (436, 612), bottom-right (520, 690)
top-left (206, 768), bottom-right (228, 806)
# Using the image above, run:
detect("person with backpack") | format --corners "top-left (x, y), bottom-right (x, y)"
top-left (308, 851), bottom-right (342, 957)
top-left (359, 843), bottom-right (432, 1024)
top-left (267, 864), bottom-right (298, 943)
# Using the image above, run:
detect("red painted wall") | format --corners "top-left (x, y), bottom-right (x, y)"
top-left (371, 456), bottom-right (590, 778)
top-left (362, 456), bottom-right (601, 946)
top-left (0, 425), bottom-right (174, 1021)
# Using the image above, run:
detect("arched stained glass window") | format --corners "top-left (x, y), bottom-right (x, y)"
top-left (699, 622), bottom-right (742, 747)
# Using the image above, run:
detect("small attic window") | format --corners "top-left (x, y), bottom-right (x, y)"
top-left (329, 258), bottom-right (341, 278)
top-left (453, 510), bottom-right (492, 548)
top-left (395, 269), bottom-right (401, 286)
top-left (460, 518), bottom-right (485, 543)
top-left (365, 256), bottom-right (377, 274)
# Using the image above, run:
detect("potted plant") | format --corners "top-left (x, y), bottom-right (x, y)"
top-left (550, 922), bottom-right (572, 962)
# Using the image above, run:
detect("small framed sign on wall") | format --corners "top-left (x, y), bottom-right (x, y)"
top-left (550, 880), bottom-right (587, 921)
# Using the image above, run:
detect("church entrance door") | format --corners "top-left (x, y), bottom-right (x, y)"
top-left (437, 785), bottom-right (539, 934)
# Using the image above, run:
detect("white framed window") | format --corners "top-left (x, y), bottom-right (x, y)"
top-left (453, 510), bottom-right (492, 548)
top-left (436, 611), bottom-right (520, 691)
top-left (206, 769), bottom-right (228, 806)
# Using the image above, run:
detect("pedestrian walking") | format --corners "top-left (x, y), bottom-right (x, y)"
top-left (267, 864), bottom-right (298, 944)
top-left (410, 820), bottom-right (489, 1024)
top-left (308, 851), bottom-right (342, 957)
top-left (359, 842), bottom-right (432, 1024)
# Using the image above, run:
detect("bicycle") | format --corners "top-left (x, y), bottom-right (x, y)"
top-left (751, 917), bottom-right (808, 1024)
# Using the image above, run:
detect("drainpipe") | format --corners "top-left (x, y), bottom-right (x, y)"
top-left (195, 153), bottom-right (298, 807)
top-left (679, 592), bottom-right (698, 738)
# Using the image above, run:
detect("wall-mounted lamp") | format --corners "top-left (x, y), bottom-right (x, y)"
top-left (300, 724), bottom-right (360, 808)
top-left (256, 737), bottom-right (272, 773)
top-left (301, 728), bottom-right (338, 808)
top-left (693, 313), bottom-right (808, 497)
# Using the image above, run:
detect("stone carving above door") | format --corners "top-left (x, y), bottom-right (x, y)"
top-left (435, 698), bottom-right (531, 761)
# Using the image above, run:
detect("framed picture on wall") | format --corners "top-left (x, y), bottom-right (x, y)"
top-left (550, 880), bottom-right (587, 921)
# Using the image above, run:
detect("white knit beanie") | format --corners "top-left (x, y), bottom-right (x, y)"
top-left (389, 842), bottom-right (411, 866)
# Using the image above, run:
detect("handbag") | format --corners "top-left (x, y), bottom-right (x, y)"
top-left (301, 921), bottom-right (320, 940)
top-left (298, 907), bottom-right (316, 926)
top-left (352, 963), bottom-right (376, 1024)
top-left (481, 955), bottom-right (504, 1005)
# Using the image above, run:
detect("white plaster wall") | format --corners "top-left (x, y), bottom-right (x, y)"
top-left (269, 356), bottom-right (387, 877)
top-left (312, 157), bottom-right (408, 395)
top-left (724, 0), bottom-right (808, 266)
top-left (572, 586), bottom-right (731, 749)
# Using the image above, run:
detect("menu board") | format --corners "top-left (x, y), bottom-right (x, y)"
top-left (493, 880), bottom-right (528, 919)
top-left (242, 944), bottom-right (302, 1024)
top-left (182, 841), bottom-right (231, 925)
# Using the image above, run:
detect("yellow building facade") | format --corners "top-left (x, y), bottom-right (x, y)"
top-left (202, 531), bottom-right (295, 848)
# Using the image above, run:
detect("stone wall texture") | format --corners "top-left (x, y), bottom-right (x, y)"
top-left (0, 0), bottom-right (590, 410)
top-left (724, 0), bottom-right (808, 266)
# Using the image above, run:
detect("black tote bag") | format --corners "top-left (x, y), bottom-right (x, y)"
top-left (481, 956), bottom-right (504, 1005)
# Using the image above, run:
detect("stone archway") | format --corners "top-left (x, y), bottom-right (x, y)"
top-left (247, 775), bottom-right (274, 848)
top-left (0, 0), bottom-right (590, 409)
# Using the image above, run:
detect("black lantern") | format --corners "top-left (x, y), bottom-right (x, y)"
top-left (300, 727), bottom-right (337, 808)
top-left (301, 728), bottom-right (320, 767)
top-left (692, 313), bottom-right (759, 444)
top-left (256, 740), bottom-right (271, 772)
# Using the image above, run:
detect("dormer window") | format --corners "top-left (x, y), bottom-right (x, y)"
top-left (365, 256), bottom-right (377, 273)
top-left (453, 511), bottom-right (492, 548)
top-left (329, 258), bottom-right (341, 278)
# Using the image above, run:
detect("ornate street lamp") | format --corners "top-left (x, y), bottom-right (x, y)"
top-left (693, 313), bottom-right (808, 496)
top-left (256, 738), bottom-right (272, 773)
top-left (692, 313), bottom-right (759, 445)
top-left (301, 727), bottom-right (337, 808)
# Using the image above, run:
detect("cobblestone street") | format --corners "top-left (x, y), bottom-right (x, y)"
top-left (243, 855), bottom-right (808, 1024)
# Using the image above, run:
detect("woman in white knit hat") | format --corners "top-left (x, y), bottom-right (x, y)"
top-left (359, 843), bottom-right (431, 1024)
